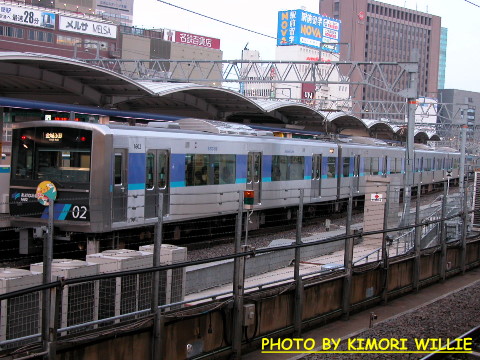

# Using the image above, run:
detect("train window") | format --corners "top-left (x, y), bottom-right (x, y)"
top-left (312, 155), bottom-right (321, 180)
top-left (35, 149), bottom-right (90, 183)
top-left (426, 159), bottom-right (432, 171)
top-left (114, 153), bottom-right (123, 185)
top-left (158, 154), bottom-right (168, 188)
top-left (415, 158), bottom-right (422, 172)
top-left (364, 157), bottom-right (371, 175)
top-left (185, 154), bottom-right (236, 186)
top-left (12, 127), bottom-right (92, 185)
top-left (289, 156), bottom-right (304, 180)
top-left (394, 158), bottom-right (402, 174)
top-left (327, 157), bottom-right (336, 178)
top-left (272, 156), bottom-right (305, 181)
top-left (146, 153), bottom-right (155, 189)
top-left (342, 157), bottom-right (351, 177)
top-left (213, 154), bottom-right (235, 185)
top-left (185, 154), bottom-right (208, 186)
top-left (371, 157), bottom-right (379, 175)
top-left (272, 156), bottom-right (287, 181)
top-left (13, 141), bottom-right (34, 179)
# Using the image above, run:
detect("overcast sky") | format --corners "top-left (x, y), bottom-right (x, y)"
top-left (133, 0), bottom-right (479, 93)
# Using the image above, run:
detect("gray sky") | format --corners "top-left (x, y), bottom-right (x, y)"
top-left (133, 0), bottom-right (479, 93)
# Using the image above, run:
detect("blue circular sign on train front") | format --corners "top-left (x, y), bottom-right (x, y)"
top-left (36, 181), bottom-right (57, 206)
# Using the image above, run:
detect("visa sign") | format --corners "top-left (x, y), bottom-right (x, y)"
top-left (277, 9), bottom-right (341, 53)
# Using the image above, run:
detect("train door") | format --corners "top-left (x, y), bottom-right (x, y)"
top-left (247, 152), bottom-right (262, 204)
top-left (112, 149), bottom-right (127, 223)
top-left (311, 154), bottom-right (322, 197)
top-left (145, 149), bottom-right (170, 218)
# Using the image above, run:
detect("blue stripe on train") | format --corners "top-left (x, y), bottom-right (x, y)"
top-left (236, 155), bottom-right (247, 184)
top-left (170, 154), bottom-right (185, 187)
top-left (128, 183), bottom-right (144, 191)
top-left (41, 204), bottom-right (72, 220)
top-left (128, 153), bottom-right (146, 185)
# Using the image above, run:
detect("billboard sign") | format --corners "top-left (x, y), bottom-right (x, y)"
top-left (163, 29), bottom-right (221, 50)
top-left (59, 16), bottom-right (117, 38)
top-left (97, 0), bottom-right (134, 16)
top-left (277, 9), bottom-right (341, 53)
top-left (0, 5), bottom-right (56, 29)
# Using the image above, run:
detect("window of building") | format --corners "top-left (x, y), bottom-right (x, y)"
top-left (57, 35), bottom-right (82, 46)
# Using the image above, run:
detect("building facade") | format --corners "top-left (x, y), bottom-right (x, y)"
top-left (119, 27), bottom-right (223, 85)
top-left (0, 1), bottom-right (118, 59)
top-left (438, 27), bottom-right (447, 90)
top-left (438, 89), bottom-right (480, 151)
top-left (33, 0), bottom-right (134, 26)
top-left (319, 0), bottom-right (441, 121)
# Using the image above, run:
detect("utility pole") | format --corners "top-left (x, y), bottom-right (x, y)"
top-left (401, 51), bottom-right (419, 227)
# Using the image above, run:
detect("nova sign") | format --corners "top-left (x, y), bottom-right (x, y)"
top-left (277, 9), bottom-right (341, 53)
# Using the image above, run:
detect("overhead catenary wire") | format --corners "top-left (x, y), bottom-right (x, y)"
top-left (464, 0), bottom-right (480, 8)
top-left (156, 0), bottom-right (277, 40)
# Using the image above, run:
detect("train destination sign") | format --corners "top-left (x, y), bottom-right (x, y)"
top-left (43, 132), bottom-right (63, 142)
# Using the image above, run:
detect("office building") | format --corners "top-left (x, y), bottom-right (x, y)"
top-left (319, 0), bottom-right (441, 121)
top-left (438, 27), bottom-right (447, 90)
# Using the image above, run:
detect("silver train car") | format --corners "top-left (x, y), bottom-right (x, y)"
top-left (8, 120), bottom-right (460, 252)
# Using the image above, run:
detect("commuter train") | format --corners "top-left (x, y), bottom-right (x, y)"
top-left (8, 120), bottom-right (460, 252)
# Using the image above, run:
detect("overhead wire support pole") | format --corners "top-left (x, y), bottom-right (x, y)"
top-left (400, 51), bottom-right (419, 228)
top-left (43, 200), bottom-right (55, 360)
top-left (293, 189), bottom-right (304, 337)
top-left (439, 183), bottom-right (448, 282)
top-left (413, 178), bottom-right (422, 293)
top-left (232, 192), bottom-right (244, 359)
top-left (152, 193), bottom-right (164, 360)
top-left (342, 187), bottom-right (354, 319)
top-left (460, 124), bottom-right (468, 274)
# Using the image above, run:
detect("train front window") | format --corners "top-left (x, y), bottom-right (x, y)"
top-left (37, 149), bottom-right (90, 183)
top-left (12, 127), bottom-right (92, 184)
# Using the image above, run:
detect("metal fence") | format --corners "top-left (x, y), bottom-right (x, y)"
top-left (0, 180), bottom-right (476, 359)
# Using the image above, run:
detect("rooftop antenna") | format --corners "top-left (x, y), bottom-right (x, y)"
top-left (244, 42), bottom-right (249, 51)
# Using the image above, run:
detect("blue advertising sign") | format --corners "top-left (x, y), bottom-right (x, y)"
top-left (277, 9), bottom-right (341, 53)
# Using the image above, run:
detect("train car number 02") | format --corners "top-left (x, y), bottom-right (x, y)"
top-left (71, 205), bottom-right (88, 219)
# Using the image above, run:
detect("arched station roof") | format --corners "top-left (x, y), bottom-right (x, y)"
top-left (0, 52), bottom-right (444, 141)
top-left (116, 81), bottom-right (266, 119)
top-left (0, 52), bottom-right (324, 125)
top-left (321, 111), bottom-right (367, 135)
top-left (0, 52), bottom-right (151, 106)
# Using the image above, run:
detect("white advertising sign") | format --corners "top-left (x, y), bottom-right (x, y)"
top-left (59, 16), bottom-right (117, 38)
top-left (0, 5), bottom-right (55, 29)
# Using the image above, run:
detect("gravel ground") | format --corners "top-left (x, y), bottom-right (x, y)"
top-left (304, 280), bottom-right (480, 360)
top-left (186, 190), bottom-right (448, 262)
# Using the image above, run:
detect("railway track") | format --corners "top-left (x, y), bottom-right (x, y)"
top-left (421, 326), bottom-right (480, 360)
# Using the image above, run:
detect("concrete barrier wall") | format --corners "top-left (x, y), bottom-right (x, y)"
top-left (185, 232), bottom-right (354, 294)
